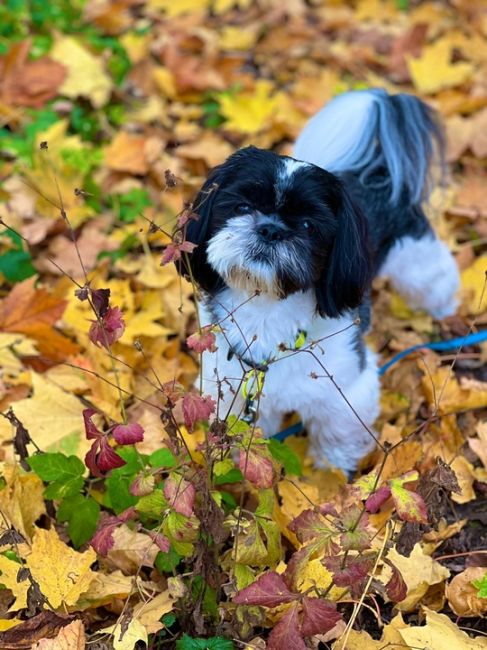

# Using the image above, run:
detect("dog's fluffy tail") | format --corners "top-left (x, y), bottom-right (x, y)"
top-left (293, 89), bottom-right (444, 205)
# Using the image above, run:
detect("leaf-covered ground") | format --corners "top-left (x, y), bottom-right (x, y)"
top-left (0, 0), bottom-right (486, 648)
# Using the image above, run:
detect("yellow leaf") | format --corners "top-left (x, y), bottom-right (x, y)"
top-left (132, 591), bottom-right (174, 634)
top-left (219, 26), bottom-right (258, 51)
top-left (176, 132), bottom-right (234, 169)
top-left (22, 120), bottom-right (93, 226)
top-left (220, 81), bottom-right (279, 135)
top-left (407, 38), bottom-right (474, 94)
top-left (296, 559), bottom-right (343, 601)
top-left (422, 367), bottom-right (487, 414)
top-left (50, 36), bottom-right (112, 108)
top-left (389, 292), bottom-right (433, 333)
top-left (399, 607), bottom-right (487, 649)
top-left (461, 255), bottom-right (487, 314)
top-left (101, 618), bottom-right (148, 650)
top-left (76, 570), bottom-right (138, 610)
top-left (148, 0), bottom-right (210, 17)
top-left (0, 618), bottom-right (21, 631)
top-left (387, 544), bottom-right (450, 612)
top-left (32, 619), bottom-right (85, 649)
top-left (0, 465), bottom-right (46, 540)
top-left (123, 291), bottom-right (173, 343)
top-left (0, 555), bottom-right (29, 611)
top-left (7, 372), bottom-right (88, 458)
top-left (105, 525), bottom-right (159, 574)
top-left (27, 527), bottom-right (96, 609)
top-left (333, 613), bottom-right (407, 649)
top-left (450, 456), bottom-right (478, 504)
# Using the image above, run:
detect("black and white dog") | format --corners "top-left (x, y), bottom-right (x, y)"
top-left (180, 89), bottom-right (460, 473)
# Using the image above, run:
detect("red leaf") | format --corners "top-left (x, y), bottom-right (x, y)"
top-left (91, 515), bottom-right (119, 556)
top-left (324, 555), bottom-right (374, 598)
top-left (89, 306), bottom-right (125, 349)
top-left (83, 408), bottom-right (102, 440)
top-left (148, 531), bottom-right (170, 553)
top-left (365, 485), bottom-right (392, 513)
top-left (164, 474), bottom-right (195, 517)
top-left (113, 422), bottom-right (144, 445)
top-left (90, 288), bottom-right (111, 317)
top-left (233, 571), bottom-right (296, 607)
top-left (161, 241), bottom-right (197, 266)
top-left (238, 449), bottom-right (274, 489)
top-left (301, 597), bottom-right (342, 637)
top-left (182, 392), bottom-right (216, 430)
top-left (289, 509), bottom-right (332, 543)
top-left (385, 562), bottom-right (408, 603)
top-left (267, 602), bottom-right (306, 650)
top-left (130, 472), bottom-right (155, 496)
top-left (186, 327), bottom-right (217, 353)
top-left (97, 438), bottom-right (126, 473)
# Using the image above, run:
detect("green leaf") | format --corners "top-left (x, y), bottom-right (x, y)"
top-left (192, 575), bottom-right (218, 619)
top-left (136, 490), bottom-right (167, 518)
top-left (149, 448), bottom-right (177, 469)
top-left (176, 634), bottom-right (234, 650)
top-left (267, 439), bottom-right (302, 476)
top-left (27, 453), bottom-right (85, 483)
top-left (162, 511), bottom-right (198, 557)
top-left (213, 459), bottom-right (234, 477)
top-left (473, 572), bottom-right (487, 599)
top-left (155, 546), bottom-right (182, 574)
top-left (213, 469), bottom-right (243, 486)
top-left (105, 474), bottom-right (138, 514)
top-left (44, 476), bottom-right (84, 500)
top-left (57, 495), bottom-right (100, 549)
top-left (0, 249), bottom-right (36, 283)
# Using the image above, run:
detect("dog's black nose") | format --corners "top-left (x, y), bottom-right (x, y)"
top-left (257, 223), bottom-right (283, 242)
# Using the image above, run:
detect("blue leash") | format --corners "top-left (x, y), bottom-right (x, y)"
top-left (273, 329), bottom-right (487, 442)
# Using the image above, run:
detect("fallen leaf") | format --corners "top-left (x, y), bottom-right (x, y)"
top-left (0, 555), bottom-right (29, 611)
top-left (104, 132), bottom-right (163, 175)
top-left (461, 255), bottom-right (487, 315)
top-left (132, 590), bottom-right (174, 634)
top-left (407, 37), bottom-right (474, 94)
top-left (446, 567), bottom-right (487, 617)
top-left (100, 618), bottom-right (148, 650)
top-left (6, 372), bottom-right (88, 458)
top-left (0, 41), bottom-right (66, 110)
top-left (0, 277), bottom-right (79, 362)
top-left (387, 544), bottom-right (450, 612)
top-left (0, 612), bottom-right (75, 650)
top-left (0, 464), bottom-right (46, 541)
top-left (220, 81), bottom-right (280, 134)
top-left (469, 421), bottom-right (487, 469)
top-left (176, 132), bottom-right (233, 168)
top-left (104, 524), bottom-right (159, 574)
top-left (399, 607), bottom-right (487, 649)
top-left (50, 36), bottom-right (112, 108)
top-left (27, 527), bottom-right (96, 609)
top-left (32, 619), bottom-right (85, 649)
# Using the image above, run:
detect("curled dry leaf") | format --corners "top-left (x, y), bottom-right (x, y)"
top-left (445, 567), bottom-right (487, 617)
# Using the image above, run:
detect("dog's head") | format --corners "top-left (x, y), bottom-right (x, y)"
top-left (180, 146), bottom-right (372, 317)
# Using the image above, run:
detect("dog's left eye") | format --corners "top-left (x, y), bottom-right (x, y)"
top-left (303, 220), bottom-right (311, 230)
top-left (235, 203), bottom-right (252, 215)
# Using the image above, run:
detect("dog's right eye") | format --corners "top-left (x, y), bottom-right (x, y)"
top-left (235, 203), bottom-right (252, 215)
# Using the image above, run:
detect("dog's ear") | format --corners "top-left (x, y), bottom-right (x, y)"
top-left (315, 183), bottom-right (372, 317)
top-left (177, 165), bottom-right (225, 293)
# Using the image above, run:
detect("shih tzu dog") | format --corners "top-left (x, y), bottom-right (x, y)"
top-left (179, 89), bottom-right (460, 474)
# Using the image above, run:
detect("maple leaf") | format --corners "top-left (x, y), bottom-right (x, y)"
top-left (88, 306), bottom-right (125, 349)
top-left (181, 392), bottom-right (216, 429)
top-left (160, 240), bottom-right (197, 266)
top-left (186, 326), bottom-right (217, 353)
top-left (267, 602), bottom-right (306, 650)
top-left (239, 448), bottom-right (274, 489)
top-left (112, 422), bottom-right (144, 445)
top-left (164, 473), bottom-right (196, 517)
top-left (300, 597), bottom-right (342, 636)
top-left (0, 277), bottom-right (78, 361)
top-left (0, 40), bottom-right (66, 110)
top-left (234, 571), bottom-right (296, 607)
top-left (27, 527), bottom-right (96, 609)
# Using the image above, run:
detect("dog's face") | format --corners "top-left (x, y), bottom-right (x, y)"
top-left (182, 146), bottom-right (372, 317)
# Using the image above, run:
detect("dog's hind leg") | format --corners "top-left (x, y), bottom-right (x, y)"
top-left (304, 349), bottom-right (380, 474)
top-left (379, 233), bottom-right (460, 319)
